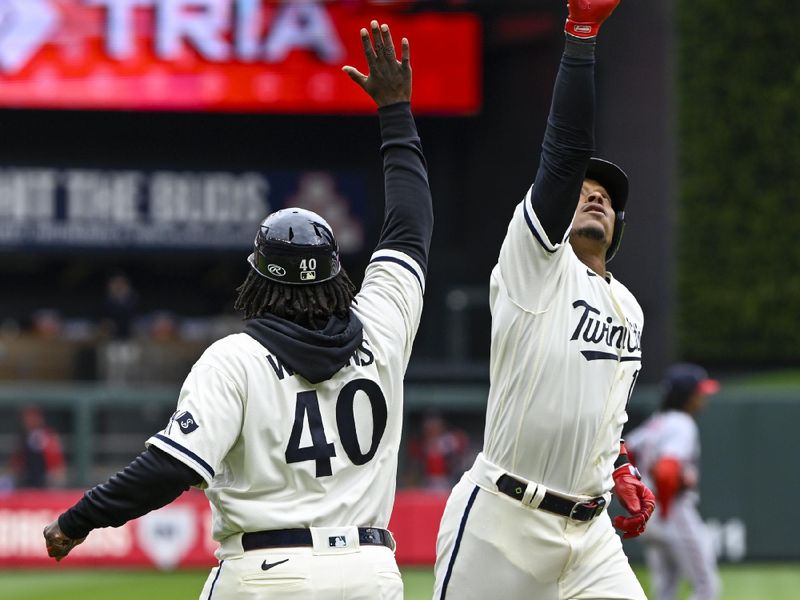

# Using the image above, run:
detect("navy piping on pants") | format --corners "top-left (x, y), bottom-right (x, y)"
top-left (439, 485), bottom-right (480, 600)
top-left (207, 560), bottom-right (224, 599)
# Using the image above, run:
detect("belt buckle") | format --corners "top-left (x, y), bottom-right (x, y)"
top-left (570, 496), bottom-right (606, 521)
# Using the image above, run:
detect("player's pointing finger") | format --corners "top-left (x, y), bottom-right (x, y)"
top-left (370, 20), bottom-right (383, 53)
top-left (359, 27), bottom-right (376, 67)
top-left (380, 24), bottom-right (397, 62)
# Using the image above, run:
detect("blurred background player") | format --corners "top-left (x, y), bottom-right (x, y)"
top-left (42, 21), bottom-right (432, 600)
top-left (432, 1), bottom-right (655, 598)
top-left (10, 406), bottom-right (66, 489)
top-left (626, 363), bottom-right (722, 600)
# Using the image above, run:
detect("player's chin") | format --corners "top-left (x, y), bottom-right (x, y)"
top-left (573, 223), bottom-right (607, 243)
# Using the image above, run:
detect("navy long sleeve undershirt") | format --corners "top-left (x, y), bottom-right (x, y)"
top-left (58, 447), bottom-right (202, 540)
top-left (374, 102), bottom-right (433, 274)
top-left (531, 36), bottom-right (597, 245)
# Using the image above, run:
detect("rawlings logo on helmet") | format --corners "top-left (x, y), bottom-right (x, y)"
top-left (267, 264), bottom-right (286, 277)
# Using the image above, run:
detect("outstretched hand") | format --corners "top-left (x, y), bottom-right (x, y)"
top-left (43, 519), bottom-right (85, 562)
top-left (343, 21), bottom-right (411, 107)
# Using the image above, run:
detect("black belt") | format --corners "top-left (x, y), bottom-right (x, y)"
top-left (496, 474), bottom-right (606, 521)
top-left (242, 527), bottom-right (393, 551)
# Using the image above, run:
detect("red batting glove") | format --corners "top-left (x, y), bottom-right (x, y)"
top-left (612, 463), bottom-right (656, 539)
top-left (565, 0), bottom-right (622, 39)
top-left (652, 456), bottom-right (683, 519)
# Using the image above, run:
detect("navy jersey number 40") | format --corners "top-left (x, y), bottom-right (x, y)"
top-left (285, 379), bottom-right (388, 477)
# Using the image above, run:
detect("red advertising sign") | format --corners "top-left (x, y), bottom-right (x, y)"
top-left (0, 490), bottom-right (218, 569)
top-left (0, 489), bottom-right (447, 568)
top-left (0, 1), bottom-right (481, 114)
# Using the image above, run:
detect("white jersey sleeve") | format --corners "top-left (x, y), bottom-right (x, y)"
top-left (146, 345), bottom-right (245, 488)
top-left (497, 186), bottom-right (573, 312)
top-left (354, 248), bottom-right (425, 367)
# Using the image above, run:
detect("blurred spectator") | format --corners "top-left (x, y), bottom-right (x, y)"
top-left (148, 311), bottom-right (179, 342)
top-left (101, 273), bottom-right (139, 340)
top-left (31, 309), bottom-right (63, 339)
top-left (9, 406), bottom-right (66, 489)
top-left (407, 412), bottom-right (470, 490)
top-left (99, 273), bottom-right (141, 383)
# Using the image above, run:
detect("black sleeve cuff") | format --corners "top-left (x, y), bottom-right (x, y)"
top-left (59, 508), bottom-right (93, 540)
top-left (614, 452), bottom-right (631, 469)
top-left (563, 35), bottom-right (596, 59)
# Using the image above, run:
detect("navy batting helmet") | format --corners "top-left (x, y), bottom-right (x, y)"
top-left (660, 363), bottom-right (720, 411)
top-left (247, 208), bottom-right (341, 285)
top-left (585, 158), bottom-right (628, 262)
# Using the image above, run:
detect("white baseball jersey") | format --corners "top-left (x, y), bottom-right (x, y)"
top-left (146, 248), bottom-right (424, 559)
top-left (625, 410), bottom-right (701, 496)
top-left (482, 186), bottom-right (644, 496)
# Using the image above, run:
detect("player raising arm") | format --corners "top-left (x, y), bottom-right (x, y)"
top-left (432, 2), bottom-right (655, 599)
top-left (43, 21), bottom-right (431, 600)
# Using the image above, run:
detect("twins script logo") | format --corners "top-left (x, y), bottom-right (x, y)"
top-left (0, 0), bottom-right (58, 73)
top-left (570, 299), bottom-right (642, 362)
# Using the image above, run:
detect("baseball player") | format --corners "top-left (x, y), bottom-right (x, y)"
top-left (43, 21), bottom-right (431, 600)
top-left (433, 1), bottom-right (656, 599)
top-left (625, 364), bottom-right (722, 600)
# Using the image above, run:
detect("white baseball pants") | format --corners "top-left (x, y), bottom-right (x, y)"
top-left (433, 467), bottom-right (647, 600)
top-left (199, 531), bottom-right (402, 599)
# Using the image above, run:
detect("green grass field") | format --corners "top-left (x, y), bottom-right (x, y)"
top-left (2, 564), bottom-right (799, 599)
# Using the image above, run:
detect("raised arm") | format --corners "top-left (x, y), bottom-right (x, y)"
top-left (344, 21), bottom-right (433, 274)
top-left (530, 0), bottom-right (620, 245)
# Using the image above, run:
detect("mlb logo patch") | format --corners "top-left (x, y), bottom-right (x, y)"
top-left (176, 412), bottom-right (199, 434)
top-left (328, 535), bottom-right (347, 548)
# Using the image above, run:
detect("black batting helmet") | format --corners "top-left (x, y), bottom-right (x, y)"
top-left (247, 208), bottom-right (341, 285)
top-left (585, 158), bottom-right (628, 262)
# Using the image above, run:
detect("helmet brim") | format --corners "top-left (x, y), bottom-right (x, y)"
top-left (586, 158), bottom-right (629, 213)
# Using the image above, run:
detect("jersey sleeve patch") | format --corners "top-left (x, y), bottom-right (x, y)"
top-left (368, 248), bottom-right (425, 293)
top-left (175, 411), bottom-right (199, 434)
top-left (523, 186), bottom-right (572, 253)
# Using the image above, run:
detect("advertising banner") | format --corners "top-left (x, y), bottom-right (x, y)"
top-left (0, 1), bottom-right (481, 114)
top-left (0, 166), bottom-right (367, 252)
top-left (0, 489), bottom-right (218, 569)
top-left (0, 489), bottom-right (448, 568)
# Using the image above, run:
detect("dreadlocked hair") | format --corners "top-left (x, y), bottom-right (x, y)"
top-left (234, 268), bottom-right (357, 328)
